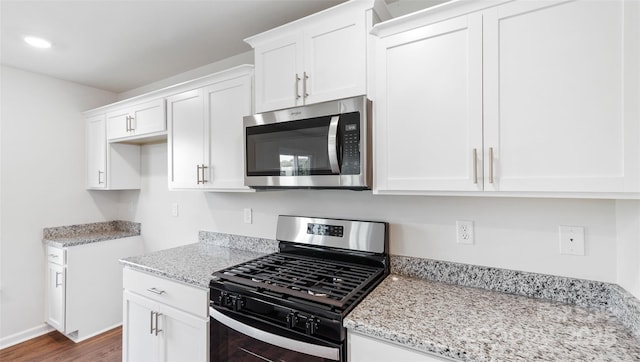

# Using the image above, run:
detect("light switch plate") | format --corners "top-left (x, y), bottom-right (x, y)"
top-left (243, 208), bottom-right (252, 224)
top-left (559, 226), bottom-right (585, 256)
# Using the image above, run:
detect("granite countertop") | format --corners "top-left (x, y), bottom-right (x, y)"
top-left (345, 274), bottom-right (640, 361)
top-left (43, 220), bottom-right (140, 247)
top-left (116, 230), bottom-right (640, 360)
top-left (119, 231), bottom-right (279, 289)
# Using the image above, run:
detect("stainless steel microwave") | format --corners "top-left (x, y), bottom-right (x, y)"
top-left (243, 96), bottom-right (371, 189)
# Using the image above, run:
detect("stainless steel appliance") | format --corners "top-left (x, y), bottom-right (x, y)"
top-left (243, 96), bottom-right (372, 189)
top-left (209, 215), bottom-right (389, 361)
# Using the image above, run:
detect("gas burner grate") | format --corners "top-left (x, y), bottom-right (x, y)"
top-left (213, 253), bottom-right (384, 308)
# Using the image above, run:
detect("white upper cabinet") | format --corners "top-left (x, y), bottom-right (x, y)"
top-left (247, 0), bottom-right (376, 113)
top-left (252, 33), bottom-right (304, 112)
top-left (107, 98), bottom-right (166, 141)
top-left (482, 0), bottom-right (638, 193)
top-left (85, 114), bottom-right (140, 190)
top-left (167, 65), bottom-right (254, 191)
top-left (374, 13), bottom-right (483, 192)
top-left (373, 0), bottom-right (639, 197)
top-left (204, 74), bottom-right (253, 191)
top-left (86, 115), bottom-right (107, 189)
top-left (167, 89), bottom-right (205, 189)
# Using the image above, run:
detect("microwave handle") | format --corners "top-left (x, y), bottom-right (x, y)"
top-left (328, 116), bottom-right (340, 174)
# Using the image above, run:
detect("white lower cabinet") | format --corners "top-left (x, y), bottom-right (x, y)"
top-left (45, 237), bottom-right (143, 342)
top-left (122, 268), bottom-right (209, 362)
top-left (348, 331), bottom-right (451, 362)
top-left (46, 260), bottom-right (66, 332)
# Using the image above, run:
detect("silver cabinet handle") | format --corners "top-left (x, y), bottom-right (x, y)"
top-left (303, 72), bottom-right (309, 98)
top-left (150, 311), bottom-right (163, 336)
top-left (55, 272), bottom-right (62, 287)
top-left (489, 147), bottom-right (494, 184)
top-left (126, 115), bottom-right (135, 132)
top-left (98, 170), bottom-right (105, 184)
top-left (295, 74), bottom-right (301, 100)
top-left (196, 164), bottom-right (208, 184)
top-left (154, 312), bottom-right (162, 336)
top-left (327, 116), bottom-right (340, 174)
top-left (200, 164), bottom-right (208, 184)
top-left (48, 254), bottom-right (59, 258)
top-left (147, 287), bottom-right (166, 295)
top-left (473, 148), bottom-right (478, 184)
top-left (125, 116), bottom-right (130, 132)
top-left (150, 310), bottom-right (154, 334)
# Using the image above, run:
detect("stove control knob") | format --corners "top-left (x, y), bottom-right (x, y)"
top-left (230, 295), bottom-right (245, 312)
top-left (286, 312), bottom-right (299, 329)
top-left (305, 316), bottom-right (319, 335)
top-left (217, 292), bottom-right (229, 306)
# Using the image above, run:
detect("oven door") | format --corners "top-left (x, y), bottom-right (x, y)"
top-left (210, 307), bottom-right (342, 362)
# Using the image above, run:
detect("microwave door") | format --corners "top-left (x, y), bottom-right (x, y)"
top-left (245, 116), bottom-right (338, 179)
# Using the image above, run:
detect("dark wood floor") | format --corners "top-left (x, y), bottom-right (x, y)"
top-left (0, 327), bottom-right (122, 362)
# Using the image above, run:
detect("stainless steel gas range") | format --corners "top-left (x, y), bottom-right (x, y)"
top-left (209, 215), bottom-right (389, 361)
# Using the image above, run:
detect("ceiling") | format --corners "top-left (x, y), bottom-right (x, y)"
top-left (0, 0), bottom-right (347, 93)
top-left (1, 0), bottom-right (446, 94)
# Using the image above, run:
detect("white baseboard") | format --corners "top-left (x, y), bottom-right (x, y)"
top-left (68, 323), bottom-right (122, 343)
top-left (0, 323), bottom-right (54, 350)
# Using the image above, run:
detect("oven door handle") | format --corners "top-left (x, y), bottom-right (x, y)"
top-left (327, 115), bottom-right (341, 174)
top-left (209, 307), bottom-right (340, 361)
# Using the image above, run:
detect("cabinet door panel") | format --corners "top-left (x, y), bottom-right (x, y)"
top-left (205, 77), bottom-right (253, 191)
top-left (483, 0), bottom-right (637, 192)
top-left (375, 14), bottom-right (483, 192)
top-left (167, 89), bottom-right (205, 189)
top-left (159, 304), bottom-right (208, 362)
top-left (304, 12), bottom-right (366, 105)
top-left (46, 263), bottom-right (65, 333)
top-left (132, 99), bottom-right (166, 135)
top-left (86, 115), bottom-right (107, 189)
top-left (107, 109), bottom-right (132, 140)
top-left (254, 34), bottom-right (303, 112)
top-left (123, 291), bottom-right (159, 362)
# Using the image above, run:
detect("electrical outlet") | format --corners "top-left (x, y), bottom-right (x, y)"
top-left (456, 220), bottom-right (474, 244)
top-left (559, 226), bottom-right (585, 256)
top-left (243, 208), bottom-right (252, 224)
top-left (171, 203), bottom-right (179, 217)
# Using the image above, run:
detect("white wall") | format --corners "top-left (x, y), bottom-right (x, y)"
top-left (119, 143), bottom-right (622, 284)
top-left (0, 66), bottom-right (119, 345)
top-left (616, 200), bottom-right (640, 299)
top-left (117, 51), bottom-right (253, 100)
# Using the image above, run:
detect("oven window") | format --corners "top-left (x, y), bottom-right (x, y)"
top-left (246, 116), bottom-right (335, 177)
top-left (211, 317), bottom-right (339, 362)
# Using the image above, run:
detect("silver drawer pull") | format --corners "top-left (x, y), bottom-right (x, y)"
top-left (147, 287), bottom-right (166, 295)
top-left (48, 254), bottom-right (59, 258)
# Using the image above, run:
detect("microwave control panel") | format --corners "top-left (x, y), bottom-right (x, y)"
top-left (340, 112), bottom-right (360, 175)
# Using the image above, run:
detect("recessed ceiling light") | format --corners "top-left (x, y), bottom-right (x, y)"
top-left (24, 36), bottom-right (52, 49)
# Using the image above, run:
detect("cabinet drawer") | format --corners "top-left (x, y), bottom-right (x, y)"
top-left (123, 268), bottom-right (208, 318)
top-left (46, 246), bottom-right (65, 265)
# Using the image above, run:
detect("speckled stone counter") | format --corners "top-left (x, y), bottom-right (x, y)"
top-left (345, 257), bottom-right (640, 361)
top-left (119, 232), bottom-right (277, 288)
top-left (43, 220), bottom-right (140, 247)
